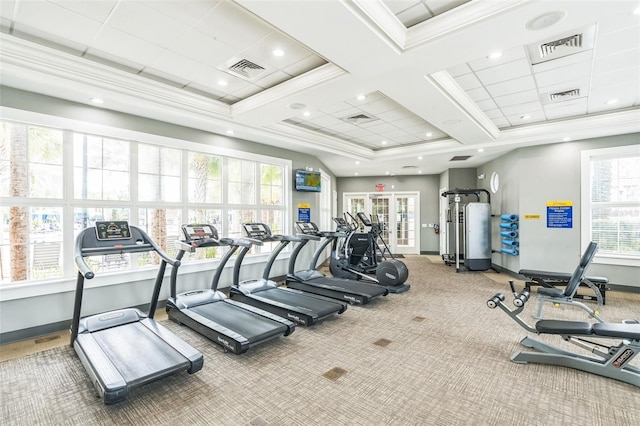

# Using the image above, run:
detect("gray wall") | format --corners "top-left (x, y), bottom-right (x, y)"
top-left (477, 134), bottom-right (639, 288)
top-left (336, 174), bottom-right (441, 253)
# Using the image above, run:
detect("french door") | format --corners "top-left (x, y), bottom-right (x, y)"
top-left (343, 192), bottom-right (419, 255)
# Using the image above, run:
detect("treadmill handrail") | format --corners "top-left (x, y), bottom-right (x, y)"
top-left (71, 224), bottom-right (179, 346)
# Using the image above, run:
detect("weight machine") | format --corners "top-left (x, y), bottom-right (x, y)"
top-left (440, 188), bottom-right (491, 272)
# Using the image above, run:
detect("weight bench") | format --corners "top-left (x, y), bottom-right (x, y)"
top-left (519, 242), bottom-right (605, 322)
top-left (487, 283), bottom-right (639, 388)
top-left (519, 269), bottom-right (608, 304)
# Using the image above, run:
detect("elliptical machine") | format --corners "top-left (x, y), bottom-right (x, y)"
top-left (330, 213), bottom-right (410, 293)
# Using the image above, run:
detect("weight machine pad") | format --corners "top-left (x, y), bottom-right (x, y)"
top-left (535, 320), bottom-right (593, 336)
top-left (593, 323), bottom-right (640, 340)
top-left (519, 269), bottom-right (608, 284)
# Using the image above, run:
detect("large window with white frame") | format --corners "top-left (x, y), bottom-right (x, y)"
top-left (0, 120), bottom-right (290, 284)
top-left (581, 145), bottom-right (640, 266)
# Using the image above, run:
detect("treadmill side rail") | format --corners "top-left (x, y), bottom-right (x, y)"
top-left (74, 334), bottom-right (128, 405)
top-left (140, 318), bottom-right (204, 373)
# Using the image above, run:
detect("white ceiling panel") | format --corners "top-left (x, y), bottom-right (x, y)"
top-left (108, 2), bottom-right (188, 47)
top-left (14, 0), bottom-right (102, 43)
top-left (534, 61), bottom-right (592, 89)
top-left (484, 75), bottom-right (537, 98)
top-left (195, 1), bottom-right (272, 51)
top-left (90, 26), bottom-right (164, 66)
top-left (474, 58), bottom-right (532, 86)
top-left (592, 48), bottom-right (640, 75)
top-left (166, 28), bottom-right (236, 69)
top-left (51, 0), bottom-right (117, 22)
top-left (500, 101), bottom-right (544, 116)
top-left (493, 90), bottom-right (539, 109)
top-left (454, 73), bottom-right (482, 91)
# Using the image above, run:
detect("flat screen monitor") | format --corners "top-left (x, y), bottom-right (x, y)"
top-left (295, 169), bottom-right (321, 192)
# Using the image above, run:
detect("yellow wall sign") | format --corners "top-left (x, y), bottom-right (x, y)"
top-left (524, 214), bottom-right (541, 220)
top-left (546, 200), bottom-right (573, 207)
top-left (297, 203), bottom-right (311, 208)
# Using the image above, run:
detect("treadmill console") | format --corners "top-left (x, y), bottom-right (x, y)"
top-left (95, 221), bottom-right (131, 241)
top-left (296, 221), bottom-right (319, 234)
top-left (243, 223), bottom-right (271, 240)
top-left (182, 224), bottom-right (219, 241)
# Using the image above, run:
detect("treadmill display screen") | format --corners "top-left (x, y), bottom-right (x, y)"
top-left (243, 223), bottom-right (267, 237)
top-left (296, 222), bottom-right (317, 233)
top-left (183, 224), bottom-right (218, 240)
top-left (95, 221), bottom-right (131, 241)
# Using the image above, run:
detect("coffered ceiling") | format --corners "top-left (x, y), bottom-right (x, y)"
top-left (1, 0), bottom-right (638, 176)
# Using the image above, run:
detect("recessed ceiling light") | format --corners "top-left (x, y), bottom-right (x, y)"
top-left (526, 11), bottom-right (566, 31)
top-left (477, 148), bottom-right (484, 153)
top-left (385, 171), bottom-right (390, 175)
top-left (90, 98), bottom-right (104, 104)
top-left (354, 172), bottom-right (359, 176)
top-left (381, 141), bottom-right (387, 145)
top-left (357, 94), bottom-right (366, 101)
top-left (272, 49), bottom-right (284, 57)
top-left (418, 171), bottom-right (422, 174)
top-left (217, 80), bottom-right (228, 86)
top-left (563, 136), bottom-right (572, 141)
top-left (226, 130), bottom-right (234, 135)
top-left (606, 99), bottom-right (618, 105)
top-left (355, 161), bottom-right (360, 165)
top-left (425, 132), bottom-right (433, 137)
top-left (417, 156), bottom-right (423, 160)
top-left (634, 6), bottom-right (640, 15)
top-left (487, 51), bottom-right (502, 59)
top-left (303, 111), bottom-right (311, 117)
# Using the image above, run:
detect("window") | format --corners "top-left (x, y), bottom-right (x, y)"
top-left (0, 123), bottom-right (64, 282)
top-left (1, 118), bottom-right (290, 285)
top-left (138, 144), bottom-right (181, 202)
top-left (74, 134), bottom-right (129, 200)
top-left (581, 145), bottom-right (640, 265)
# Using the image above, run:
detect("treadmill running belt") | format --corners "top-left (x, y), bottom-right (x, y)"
top-left (189, 302), bottom-right (287, 343)
top-left (259, 288), bottom-right (339, 317)
top-left (93, 322), bottom-right (189, 384)
top-left (305, 276), bottom-right (387, 296)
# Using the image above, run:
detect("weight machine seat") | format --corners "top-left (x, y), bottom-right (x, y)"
top-left (519, 269), bottom-right (608, 285)
top-left (535, 320), bottom-right (640, 340)
top-left (535, 320), bottom-right (593, 335)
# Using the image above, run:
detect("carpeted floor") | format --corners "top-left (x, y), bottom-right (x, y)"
top-left (1, 255), bottom-right (639, 425)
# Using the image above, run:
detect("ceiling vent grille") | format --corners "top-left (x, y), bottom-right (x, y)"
top-left (450, 155), bottom-right (471, 161)
top-left (539, 34), bottom-right (582, 58)
top-left (549, 89), bottom-right (580, 102)
top-left (221, 57), bottom-right (269, 81)
top-left (401, 165), bottom-right (418, 169)
top-left (343, 113), bottom-right (378, 125)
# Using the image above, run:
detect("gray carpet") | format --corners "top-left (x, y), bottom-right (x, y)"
top-left (1, 256), bottom-right (639, 425)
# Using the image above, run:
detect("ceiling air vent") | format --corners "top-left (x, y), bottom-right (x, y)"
top-left (450, 155), bottom-right (471, 161)
top-left (220, 57), bottom-right (269, 81)
top-left (343, 113), bottom-right (378, 125)
top-left (549, 89), bottom-right (580, 102)
top-left (401, 165), bottom-right (418, 169)
top-left (539, 33), bottom-right (582, 58)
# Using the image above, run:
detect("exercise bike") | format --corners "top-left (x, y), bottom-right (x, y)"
top-left (329, 213), bottom-right (410, 293)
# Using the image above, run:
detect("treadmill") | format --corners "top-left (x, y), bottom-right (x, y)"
top-left (71, 221), bottom-right (203, 405)
top-left (167, 224), bottom-right (295, 354)
top-left (229, 223), bottom-right (348, 326)
top-left (286, 221), bottom-right (388, 304)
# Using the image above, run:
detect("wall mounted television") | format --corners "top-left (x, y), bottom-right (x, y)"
top-left (295, 169), bottom-right (321, 192)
